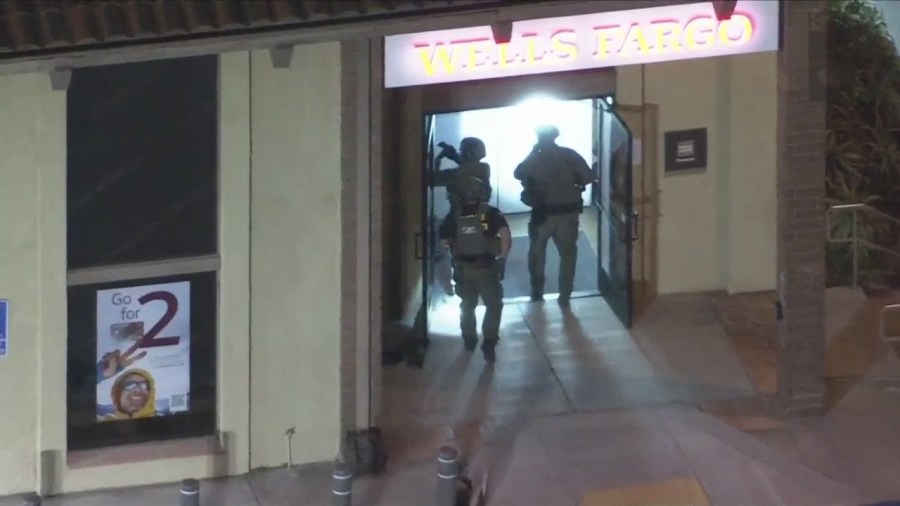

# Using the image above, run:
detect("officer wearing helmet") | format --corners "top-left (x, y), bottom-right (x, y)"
top-left (435, 137), bottom-right (492, 211)
top-left (514, 124), bottom-right (593, 308)
top-left (438, 176), bottom-right (511, 362)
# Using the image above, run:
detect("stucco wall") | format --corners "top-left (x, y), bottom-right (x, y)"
top-left (246, 43), bottom-right (343, 468)
top-left (618, 52), bottom-right (778, 294)
top-left (0, 71), bottom-right (65, 496)
top-left (0, 44), bottom-right (342, 496)
top-left (53, 52), bottom-right (254, 494)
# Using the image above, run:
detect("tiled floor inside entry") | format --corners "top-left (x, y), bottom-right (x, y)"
top-left (503, 207), bottom-right (600, 249)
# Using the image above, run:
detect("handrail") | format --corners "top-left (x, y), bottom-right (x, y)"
top-left (826, 203), bottom-right (900, 288)
top-left (882, 303), bottom-right (900, 343)
top-left (829, 203), bottom-right (900, 229)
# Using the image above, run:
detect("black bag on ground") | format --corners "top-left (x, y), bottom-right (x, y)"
top-left (455, 475), bottom-right (474, 506)
top-left (341, 427), bottom-right (388, 476)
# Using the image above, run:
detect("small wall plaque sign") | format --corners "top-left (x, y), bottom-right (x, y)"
top-left (664, 128), bottom-right (708, 173)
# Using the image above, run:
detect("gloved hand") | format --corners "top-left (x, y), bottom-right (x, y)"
top-left (495, 256), bottom-right (506, 281)
top-left (437, 142), bottom-right (459, 161)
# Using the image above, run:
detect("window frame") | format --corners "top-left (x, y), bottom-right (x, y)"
top-left (66, 270), bottom-right (220, 451)
top-left (64, 55), bottom-right (220, 270)
top-left (64, 55), bottom-right (223, 451)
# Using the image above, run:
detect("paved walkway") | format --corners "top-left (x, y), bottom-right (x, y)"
top-left (10, 399), bottom-right (892, 506)
top-left (6, 289), bottom-right (900, 505)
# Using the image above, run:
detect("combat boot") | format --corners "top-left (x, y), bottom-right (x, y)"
top-left (481, 341), bottom-right (496, 363)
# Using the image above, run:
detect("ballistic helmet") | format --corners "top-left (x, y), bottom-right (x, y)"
top-left (458, 176), bottom-right (486, 203)
top-left (534, 124), bottom-right (560, 139)
top-left (458, 137), bottom-right (487, 162)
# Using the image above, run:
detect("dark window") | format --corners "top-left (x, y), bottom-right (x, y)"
top-left (65, 56), bottom-right (219, 450)
top-left (66, 271), bottom-right (217, 450)
top-left (66, 56), bottom-right (218, 270)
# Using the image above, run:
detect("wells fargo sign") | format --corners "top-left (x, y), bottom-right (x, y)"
top-left (383, 1), bottom-right (779, 88)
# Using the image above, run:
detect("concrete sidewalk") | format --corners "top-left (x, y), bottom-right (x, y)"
top-left (357, 405), bottom-right (864, 506)
top-left (7, 289), bottom-right (900, 505)
top-left (0, 402), bottom-right (884, 506)
top-left (9, 378), bottom-right (900, 505)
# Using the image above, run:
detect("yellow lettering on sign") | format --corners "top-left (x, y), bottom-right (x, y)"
top-left (497, 43), bottom-right (513, 68)
top-left (465, 38), bottom-right (493, 70)
top-left (621, 23), bottom-right (651, 55)
top-left (550, 29), bottom-right (578, 60)
top-left (408, 8), bottom-right (764, 80)
top-left (650, 20), bottom-right (682, 53)
top-left (718, 13), bottom-right (754, 46)
top-left (523, 34), bottom-right (545, 66)
top-left (593, 26), bottom-right (622, 59)
top-left (684, 16), bottom-right (716, 49)
top-left (416, 43), bottom-right (456, 76)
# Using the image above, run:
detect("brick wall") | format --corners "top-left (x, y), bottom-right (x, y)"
top-left (776, 0), bottom-right (828, 417)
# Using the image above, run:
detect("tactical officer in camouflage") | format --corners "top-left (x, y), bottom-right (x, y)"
top-left (435, 137), bottom-right (492, 212)
top-left (514, 124), bottom-right (593, 308)
top-left (439, 176), bottom-right (511, 362)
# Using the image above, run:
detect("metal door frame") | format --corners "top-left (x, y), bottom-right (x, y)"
top-left (595, 99), bottom-right (635, 327)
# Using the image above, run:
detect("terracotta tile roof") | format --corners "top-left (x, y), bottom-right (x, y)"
top-left (0, 0), bottom-right (525, 59)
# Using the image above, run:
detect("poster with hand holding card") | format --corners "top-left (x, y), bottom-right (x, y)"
top-left (95, 281), bottom-right (191, 422)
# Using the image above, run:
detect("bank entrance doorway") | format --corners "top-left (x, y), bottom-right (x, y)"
top-left (419, 95), bottom-right (637, 348)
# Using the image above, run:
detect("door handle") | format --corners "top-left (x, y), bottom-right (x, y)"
top-left (414, 232), bottom-right (424, 260)
top-left (631, 211), bottom-right (640, 241)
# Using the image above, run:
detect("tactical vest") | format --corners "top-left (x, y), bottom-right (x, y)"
top-left (454, 204), bottom-right (492, 259)
top-left (448, 163), bottom-right (492, 209)
top-left (522, 147), bottom-right (583, 209)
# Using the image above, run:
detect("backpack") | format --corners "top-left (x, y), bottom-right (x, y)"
top-left (341, 427), bottom-right (388, 475)
top-left (520, 177), bottom-right (548, 208)
top-left (518, 151), bottom-right (551, 207)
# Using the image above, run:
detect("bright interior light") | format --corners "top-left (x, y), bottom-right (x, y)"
top-left (516, 94), bottom-right (564, 109)
top-left (454, 95), bottom-right (595, 210)
top-left (605, 96), bottom-right (614, 105)
top-left (515, 94), bottom-right (569, 132)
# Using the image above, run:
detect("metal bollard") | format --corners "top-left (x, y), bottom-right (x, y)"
top-left (332, 464), bottom-right (353, 506)
top-left (21, 493), bottom-right (41, 506)
top-left (179, 478), bottom-right (200, 506)
top-left (436, 446), bottom-right (460, 506)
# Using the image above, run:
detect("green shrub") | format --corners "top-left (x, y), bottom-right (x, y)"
top-left (827, 0), bottom-right (900, 287)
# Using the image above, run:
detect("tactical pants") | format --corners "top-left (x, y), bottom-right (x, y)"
top-left (528, 212), bottom-right (580, 299)
top-left (455, 263), bottom-right (504, 346)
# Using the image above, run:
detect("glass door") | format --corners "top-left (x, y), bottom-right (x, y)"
top-left (595, 100), bottom-right (635, 327)
top-left (421, 115), bottom-right (438, 345)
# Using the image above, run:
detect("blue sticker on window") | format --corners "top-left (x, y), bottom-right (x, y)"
top-left (0, 300), bottom-right (8, 358)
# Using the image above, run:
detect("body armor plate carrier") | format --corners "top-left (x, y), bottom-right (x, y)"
top-left (454, 204), bottom-right (492, 261)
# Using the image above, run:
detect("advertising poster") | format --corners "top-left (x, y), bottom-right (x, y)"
top-left (95, 281), bottom-right (190, 422)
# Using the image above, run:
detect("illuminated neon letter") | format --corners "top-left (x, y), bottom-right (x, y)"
top-left (593, 25), bottom-right (622, 59)
top-left (416, 43), bottom-right (456, 76)
top-left (650, 20), bottom-right (682, 53)
top-left (621, 23), bottom-right (651, 55)
top-left (465, 38), bottom-right (493, 70)
top-left (496, 43), bottom-right (514, 68)
top-left (523, 33), bottom-right (545, 66)
top-left (550, 29), bottom-right (579, 60)
top-left (684, 16), bottom-right (716, 49)
top-left (718, 13), bottom-right (754, 46)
